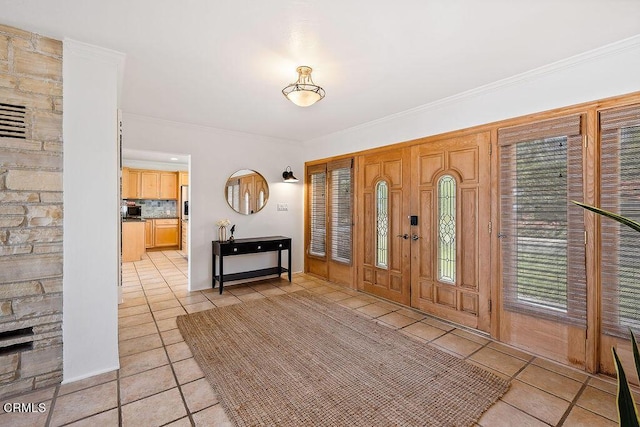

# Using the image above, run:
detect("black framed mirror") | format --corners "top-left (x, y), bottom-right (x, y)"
top-left (224, 169), bottom-right (269, 215)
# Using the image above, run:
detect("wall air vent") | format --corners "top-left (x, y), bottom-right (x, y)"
top-left (0, 102), bottom-right (27, 139)
top-left (0, 326), bottom-right (35, 355)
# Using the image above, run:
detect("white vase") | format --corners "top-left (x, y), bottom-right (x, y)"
top-left (218, 226), bottom-right (227, 242)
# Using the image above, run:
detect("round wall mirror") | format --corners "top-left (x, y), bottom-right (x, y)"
top-left (225, 169), bottom-right (269, 215)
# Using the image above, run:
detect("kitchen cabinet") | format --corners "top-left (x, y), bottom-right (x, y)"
top-left (122, 168), bottom-right (178, 200)
top-left (122, 167), bottom-right (141, 199)
top-left (129, 170), bottom-right (178, 200)
top-left (179, 171), bottom-right (189, 187)
top-left (140, 171), bottom-right (160, 199)
top-left (154, 218), bottom-right (180, 247)
top-left (145, 220), bottom-right (154, 248)
top-left (181, 220), bottom-right (188, 258)
top-left (159, 172), bottom-right (178, 199)
top-left (122, 221), bottom-right (145, 262)
top-left (145, 219), bottom-right (179, 249)
top-left (122, 167), bottom-right (129, 197)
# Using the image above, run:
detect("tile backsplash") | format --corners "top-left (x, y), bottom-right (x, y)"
top-left (131, 199), bottom-right (177, 217)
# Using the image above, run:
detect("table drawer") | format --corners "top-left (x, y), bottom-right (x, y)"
top-left (220, 239), bottom-right (289, 255)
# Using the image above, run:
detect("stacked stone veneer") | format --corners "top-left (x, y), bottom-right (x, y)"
top-left (0, 24), bottom-right (63, 399)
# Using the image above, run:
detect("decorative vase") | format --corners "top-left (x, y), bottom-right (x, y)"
top-left (218, 226), bottom-right (227, 242)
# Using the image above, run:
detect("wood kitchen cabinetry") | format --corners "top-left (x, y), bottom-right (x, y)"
top-left (140, 171), bottom-right (160, 199)
top-left (122, 168), bottom-right (141, 199)
top-left (122, 221), bottom-right (145, 262)
top-left (179, 171), bottom-right (189, 187)
top-left (159, 172), bottom-right (178, 199)
top-left (181, 219), bottom-right (188, 258)
top-left (122, 167), bottom-right (178, 200)
top-left (144, 220), bottom-right (154, 249)
top-left (145, 218), bottom-right (179, 249)
top-left (154, 219), bottom-right (180, 247)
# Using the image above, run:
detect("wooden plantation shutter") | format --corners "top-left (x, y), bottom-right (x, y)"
top-left (499, 115), bottom-right (587, 326)
top-left (599, 103), bottom-right (640, 338)
top-left (328, 158), bottom-right (353, 264)
top-left (308, 164), bottom-right (327, 257)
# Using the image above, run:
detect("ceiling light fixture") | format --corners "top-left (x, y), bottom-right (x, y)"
top-left (282, 166), bottom-right (299, 183)
top-left (282, 66), bottom-right (325, 107)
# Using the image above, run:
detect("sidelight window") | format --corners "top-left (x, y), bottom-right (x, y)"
top-left (330, 165), bottom-right (353, 263)
top-left (600, 104), bottom-right (640, 338)
top-left (438, 175), bottom-right (456, 284)
top-left (375, 180), bottom-right (389, 269)
top-left (499, 115), bottom-right (586, 326)
top-left (309, 170), bottom-right (327, 257)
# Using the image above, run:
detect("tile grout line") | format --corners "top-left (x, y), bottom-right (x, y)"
top-left (140, 254), bottom-right (194, 425)
top-left (556, 378), bottom-right (591, 426)
top-left (145, 251), bottom-right (199, 425)
top-left (44, 383), bottom-right (59, 426)
top-left (116, 368), bottom-right (122, 427)
top-left (153, 251), bottom-right (198, 425)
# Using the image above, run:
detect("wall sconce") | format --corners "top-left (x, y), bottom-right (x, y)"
top-left (282, 166), bottom-right (299, 183)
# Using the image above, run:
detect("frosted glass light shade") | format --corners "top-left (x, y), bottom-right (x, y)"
top-left (286, 89), bottom-right (322, 107)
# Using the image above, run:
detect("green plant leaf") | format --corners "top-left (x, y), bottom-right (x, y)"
top-left (632, 329), bottom-right (640, 391)
top-left (572, 201), bottom-right (640, 233)
top-left (613, 346), bottom-right (640, 427)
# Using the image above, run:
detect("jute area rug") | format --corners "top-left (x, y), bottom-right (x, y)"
top-left (177, 291), bottom-right (509, 427)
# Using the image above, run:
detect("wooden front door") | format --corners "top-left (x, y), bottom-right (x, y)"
top-left (358, 147), bottom-right (411, 305)
top-left (409, 132), bottom-right (492, 332)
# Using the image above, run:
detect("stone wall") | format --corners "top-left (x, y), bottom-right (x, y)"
top-left (0, 24), bottom-right (63, 398)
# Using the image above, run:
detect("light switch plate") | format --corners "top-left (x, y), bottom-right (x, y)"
top-left (277, 203), bottom-right (288, 211)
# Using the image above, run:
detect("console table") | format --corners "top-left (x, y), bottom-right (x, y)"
top-left (212, 236), bottom-right (292, 294)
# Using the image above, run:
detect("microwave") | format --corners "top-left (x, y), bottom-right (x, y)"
top-left (126, 205), bottom-right (142, 217)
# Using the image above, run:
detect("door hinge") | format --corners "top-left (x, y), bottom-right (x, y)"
top-left (488, 299), bottom-right (492, 313)
top-left (488, 221), bottom-right (492, 234)
top-left (584, 231), bottom-right (588, 245)
top-left (583, 135), bottom-right (588, 148)
top-left (489, 143), bottom-right (493, 156)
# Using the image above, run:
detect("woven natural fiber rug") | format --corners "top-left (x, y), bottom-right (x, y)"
top-left (177, 291), bottom-right (509, 427)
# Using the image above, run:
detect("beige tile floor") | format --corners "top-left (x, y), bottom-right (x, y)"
top-left (0, 250), bottom-right (630, 426)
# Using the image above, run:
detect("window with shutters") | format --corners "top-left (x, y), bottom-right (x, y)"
top-left (375, 180), bottom-right (389, 269)
top-left (309, 168), bottom-right (327, 257)
top-left (329, 162), bottom-right (353, 264)
top-left (499, 115), bottom-right (586, 326)
top-left (600, 104), bottom-right (640, 338)
top-left (438, 175), bottom-right (456, 284)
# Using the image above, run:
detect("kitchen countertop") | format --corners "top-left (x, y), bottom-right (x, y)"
top-left (122, 216), bottom-right (181, 222)
top-left (143, 216), bottom-right (180, 219)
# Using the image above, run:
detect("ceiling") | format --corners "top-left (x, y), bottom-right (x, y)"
top-left (1, 0), bottom-right (639, 142)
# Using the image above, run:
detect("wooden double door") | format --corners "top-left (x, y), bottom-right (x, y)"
top-left (358, 132), bottom-right (491, 332)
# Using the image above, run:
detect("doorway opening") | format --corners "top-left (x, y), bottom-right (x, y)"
top-left (120, 148), bottom-right (191, 292)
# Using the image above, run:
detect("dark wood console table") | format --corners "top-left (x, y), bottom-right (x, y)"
top-left (212, 236), bottom-right (292, 294)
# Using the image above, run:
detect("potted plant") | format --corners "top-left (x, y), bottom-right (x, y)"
top-left (573, 201), bottom-right (640, 426)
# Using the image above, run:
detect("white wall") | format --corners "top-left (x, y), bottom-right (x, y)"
top-left (304, 35), bottom-right (640, 160)
top-left (62, 40), bottom-right (125, 383)
top-left (123, 114), bottom-right (304, 291)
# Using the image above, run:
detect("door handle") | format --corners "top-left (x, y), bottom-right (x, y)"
top-left (411, 234), bottom-right (420, 241)
top-left (397, 234), bottom-right (409, 240)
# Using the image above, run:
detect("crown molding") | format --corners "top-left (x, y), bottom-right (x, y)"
top-left (123, 112), bottom-right (300, 145)
top-left (304, 34), bottom-right (640, 145)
